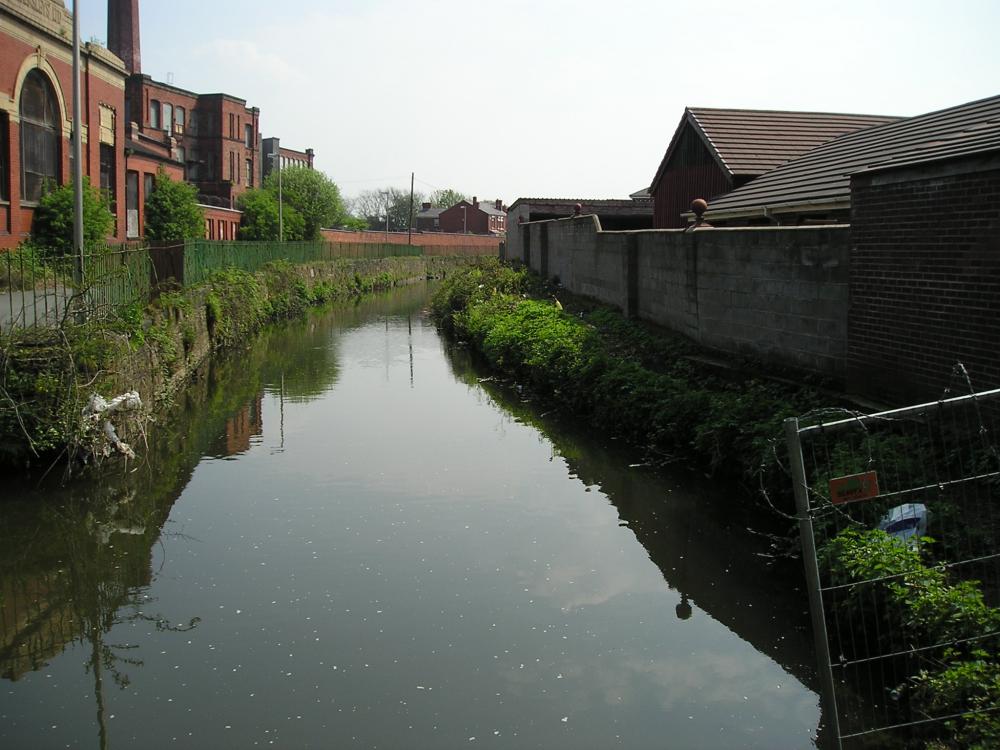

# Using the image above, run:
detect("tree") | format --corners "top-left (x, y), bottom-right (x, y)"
top-left (350, 187), bottom-right (424, 232)
top-left (263, 166), bottom-right (345, 240)
top-left (429, 189), bottom-right (467, 208)
top-left (236, 188), bottom-right (305, 241)
top-left (145, 168), bottom-right (205, 242)
top-left (32, 178), bottom-right (115, 257)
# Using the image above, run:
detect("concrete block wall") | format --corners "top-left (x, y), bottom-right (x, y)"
top-left (694, 227), bottom-right (850, 376)
top-left (635, 231), bottom-right (699, 341)
top-left (520, 216), bottom-right (851, 379)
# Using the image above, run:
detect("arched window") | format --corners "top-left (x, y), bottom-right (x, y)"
top-left (20, 69), bottom-right (60, 203)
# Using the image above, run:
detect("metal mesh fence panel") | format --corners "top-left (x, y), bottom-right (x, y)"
top-left (787, 387), bottom-right (1000, 748)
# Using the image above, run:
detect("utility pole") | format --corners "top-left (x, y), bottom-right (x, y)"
top-left (383, 191), bottom-right (390, 241)
top-left (72, 0), bottom-right (84, 303)
top-left (407, 172), bottom-right (414, 245)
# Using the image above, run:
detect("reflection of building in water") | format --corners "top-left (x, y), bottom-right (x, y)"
top-left (0, 573), bottom-right (78, 681)
top-left (220, 395), bottom-right (264, 457)
top-left (0, 502), bottom-right (154, 683)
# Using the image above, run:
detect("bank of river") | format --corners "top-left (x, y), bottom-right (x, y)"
top-left (1, 282), bottom-right (822, 748)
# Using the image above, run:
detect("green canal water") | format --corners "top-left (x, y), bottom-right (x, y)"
top-left (1, 282), bottom-right (822, 749)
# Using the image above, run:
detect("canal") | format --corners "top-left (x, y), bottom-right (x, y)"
top-left (1, 282), bottom-right (821, 749)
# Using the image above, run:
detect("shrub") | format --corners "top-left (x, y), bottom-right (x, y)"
top-left (32, 178), bottom-right (114, 257)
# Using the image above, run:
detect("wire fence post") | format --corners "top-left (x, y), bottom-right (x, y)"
top-left (785, 416), bottom-right (843, 749)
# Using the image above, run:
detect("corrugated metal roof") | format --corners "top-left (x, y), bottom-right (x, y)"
top-left (651, 107), bottom-right (897, 191)
top-left (705, 94), bottom-right (1000, 217)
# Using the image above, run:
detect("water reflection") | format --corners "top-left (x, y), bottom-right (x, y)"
top-left (0, 285), bottom-right (437, 748)
top-left (444, 343), bottom-right (819, 696)
top-left (1, 283), bottom-right (821, 748)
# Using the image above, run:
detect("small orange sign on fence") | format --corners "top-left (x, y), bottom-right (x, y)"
top-left (828, 471), bottom-right (880, 505)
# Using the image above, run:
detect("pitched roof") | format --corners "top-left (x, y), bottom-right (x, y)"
top-left (704, 94), bottom-right (1000, 219)
top-left (509, 197), bottom-right (649, 209)
top-left (651, 107), bottom-right (898, 191)
top-left (417, 207), bottom-right (445, 218)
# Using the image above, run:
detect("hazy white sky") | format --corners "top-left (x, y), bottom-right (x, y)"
top-left (77, 0), bottom-right (1000, 203)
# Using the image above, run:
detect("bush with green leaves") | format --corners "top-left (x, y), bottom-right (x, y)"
top-left (432, 264), bottom-right (825, 483)
top-left (144, 168), bottom-right (205, 242)
top-left (236, 188), bottom-right (306, 241)
top-left (31, 178), bottom-right (114, 257)
top-left (823, 528), bottom-right (1000, 747)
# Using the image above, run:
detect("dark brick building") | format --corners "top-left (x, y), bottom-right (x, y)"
top-left (649, 108), bottom-right (895, 229)
top-left (699, 93), bottom-right (1000, 403)
top-left (262, 138), bottom-right (314, 179)
top-left (848, 150), bottom-right (1000, 401)
top-left (0, 0), bottom-right (128, 249)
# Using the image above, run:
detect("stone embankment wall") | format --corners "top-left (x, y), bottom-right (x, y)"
top-left (510, 216), bottom-right (850, 379)
top-left (117, 255), bottom-right (485, 417)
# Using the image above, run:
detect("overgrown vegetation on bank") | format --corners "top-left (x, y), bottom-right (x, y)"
top-left (432, 261), bottom-right (824, 493)
top-left (0, 255), bottom-right (462, 472)
top-left (431, 263), bottom-right (1000, 748)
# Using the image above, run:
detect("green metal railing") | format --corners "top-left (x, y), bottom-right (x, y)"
top-left (181, 240), bottom-right (423, 286)
top-left (2, 243), bottom-right (151, 331)
top-left (2, 239), bottom-right (434, 332)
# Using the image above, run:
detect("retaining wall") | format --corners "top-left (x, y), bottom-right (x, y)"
top-left (514, 217), bottom-right (851, 379)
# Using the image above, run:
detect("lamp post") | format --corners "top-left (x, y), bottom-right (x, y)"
top-left (71, 0), bottom-right (84, 295)
top-left (269, 153), bottom-right (283, 242)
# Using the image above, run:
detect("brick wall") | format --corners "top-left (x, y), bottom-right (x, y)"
top-left (849, 154), bottom-right (1000, 402)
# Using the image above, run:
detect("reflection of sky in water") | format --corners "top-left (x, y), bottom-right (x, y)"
top-left (1, 299), bottom-right (819, 749)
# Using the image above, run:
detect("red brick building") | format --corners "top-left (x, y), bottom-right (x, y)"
top-left (438, 197), bottom-right (506, 235)
top-left (109, 0), bottom-right (260, 216)
top-left (121, 76), bottom-right (260, 211)
top-left (649, 108), bottom-right (896, 228)
top-left (0, 0), bottom-right (128, 249)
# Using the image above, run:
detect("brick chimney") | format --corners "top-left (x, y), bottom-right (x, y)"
top-left (421, 202), bottom-right (431, 211)
top-left (472, 196), bottom-right (479, 209)
top-left (495, 199), bottom-right (502, 211)
top-left (108, 0), bottom-right (142, 74)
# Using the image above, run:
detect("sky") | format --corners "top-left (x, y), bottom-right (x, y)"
top-left (76, 0), bottom-right (1000, 204)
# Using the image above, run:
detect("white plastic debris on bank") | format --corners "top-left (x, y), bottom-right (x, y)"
top-left (82, 391), bottom-right (143, 459)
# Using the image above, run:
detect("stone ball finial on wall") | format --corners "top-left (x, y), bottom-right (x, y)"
top-left (691, 198), bottom-right (708, 218)
top-left (573, 203), bottom-right (583, 216)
